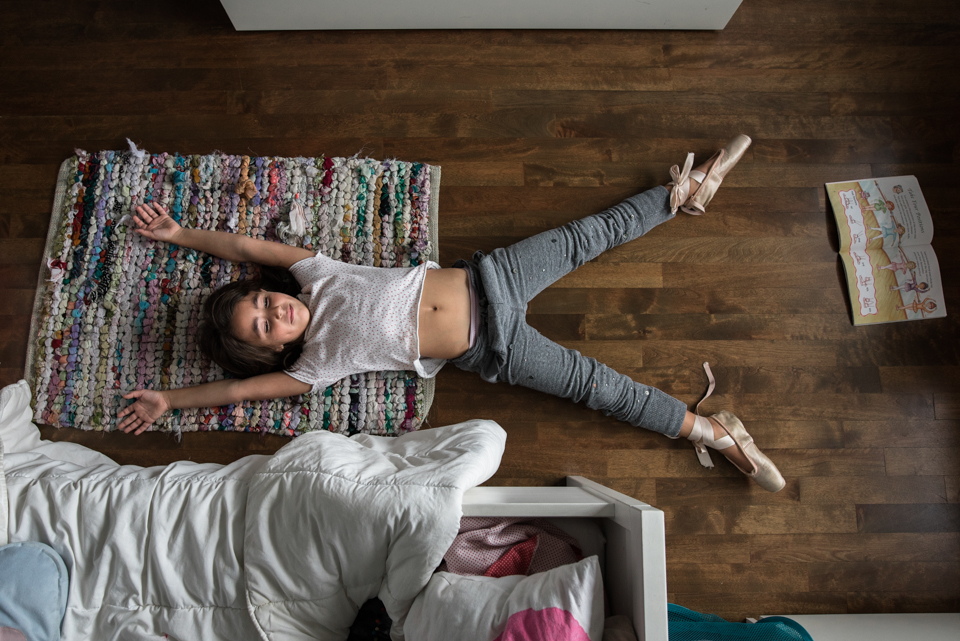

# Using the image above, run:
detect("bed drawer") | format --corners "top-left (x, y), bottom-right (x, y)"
top-left (462, 476), bottom-right (667, 641)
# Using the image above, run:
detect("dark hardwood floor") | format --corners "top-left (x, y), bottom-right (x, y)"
top-left (2, 0), bottom-right (958, 622)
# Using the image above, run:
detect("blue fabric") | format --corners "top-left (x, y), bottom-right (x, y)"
top-left (668, 604), bottom-right (815, 641)
top-left (0, 542), bottom-right (69, 641)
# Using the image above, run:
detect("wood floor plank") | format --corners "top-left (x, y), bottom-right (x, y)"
top-left (585, 314), bottom-right (861, 341)
top-left (0, 317), bottom-right (30, 343)
top-left (439, 186), bottom-right (818, 219)
top-left (0, 265), bottom-right (41, 288)
top-left (656, 477), bottom-right (802, 506)
top-left (884, 448), bottom-right (960, 476)
top-left (727, 504), bottom-right (859, 535)
top-left (718, 393), bottom-right (935, 422)
top-left (0, 239), bottom-right (45, 264)
top-left (766, 450), bottom-right (887, 478)
top-left (879, 366), bottom-right (960, 394)
top-left (846, 592), bottom-right (960, 614)
top-left (525, 286), bottom-right (847, 316)
top-left (0, 208), bottom-right (53, 237)
top-left (2, 42), bottom-right (954, 73)
top-left (666, 592), bottom-right (847, 620)
top-left (662, 506), bottom-right (725, 536)
top-left (668, 562), bottom-right (810, 594)
top-left (857, 504), bottom-right (960, 533)
top-left (946, 477), bottom-right (959, 503)
top-left (435, 161), bottom-right (524, 187)
top-left (642, 340), bottom-right (840, 368)
top-left (831, 92), bottom-right (960, 117)
top-left (808, 562), bottom-right (960, 593)
top-left (749, 533), bottom-right (960, 563)
top-left (665, 534), bottom-right (753, 564)
top-left (934, 393), bottom-right (960, 419)
top-left (844, 420), bottom-right (960, 448)
top-left (663, 264), bottom-right (843, 289)
top-left (801, 476), bottom-right (947, 505)
top-left (385, 137), bottom-right (955, 166)
top-left (755, 138), bottom-right (957, 165)
top-left (2, 290), bottom-right (41, 316)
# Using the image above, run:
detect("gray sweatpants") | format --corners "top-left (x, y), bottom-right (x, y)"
top-left (451, 185), bottom-right (687, 437)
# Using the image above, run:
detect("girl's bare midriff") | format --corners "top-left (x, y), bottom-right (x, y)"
top-left (418, 268), bottom-right (472, 360)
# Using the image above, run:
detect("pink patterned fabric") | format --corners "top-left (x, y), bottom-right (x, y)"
top-left (445, 518), bottom-right (583, 577)
top-left (494, 608), bottom-right (592, 641)
top-left (485, 535), bottom-right (538, 578)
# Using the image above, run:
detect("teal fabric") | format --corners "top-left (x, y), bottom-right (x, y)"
top-left (669, 604), bottom-right (814, 641)
top-left (0, 542), bottom-right (69, 641)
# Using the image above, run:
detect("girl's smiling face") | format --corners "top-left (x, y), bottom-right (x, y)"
top-left (230, 290), bottom-right (309, 351)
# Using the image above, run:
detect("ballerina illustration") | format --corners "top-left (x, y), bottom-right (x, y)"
top-left (866, 199), bottom-right (896, 215)
top-left (890, 276), bottom-right (930, 294)
top-left (879, 259), bottom-right (916, 274)
top-left (867, 220), bottom-right (905, 244)
top-left (897, 298), bottom-right (938, 314)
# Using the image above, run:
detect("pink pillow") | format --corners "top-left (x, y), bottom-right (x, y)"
top-left (404, 556), bottom-right (603, 641)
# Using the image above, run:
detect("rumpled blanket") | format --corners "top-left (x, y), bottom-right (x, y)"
top-left (445, 517), bottom-right (583, 578)
top-left (1, 379), bottom-right (506, 641)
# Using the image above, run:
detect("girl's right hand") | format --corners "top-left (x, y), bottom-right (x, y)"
top-left (117, 389), bottom-right (171, 435)
top-left (132, 202), bottom-right (182, 243)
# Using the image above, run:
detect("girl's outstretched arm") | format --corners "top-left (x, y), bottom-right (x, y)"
top-left (116, 371), bottom-right (312, 435)
top-left (132, 202), bottom-right (314, 268)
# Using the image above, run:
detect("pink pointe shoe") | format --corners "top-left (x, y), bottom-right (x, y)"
top-left (669, 134), bottom-right (752, 215)
top-left (685, 362), bottom-right (786, 492)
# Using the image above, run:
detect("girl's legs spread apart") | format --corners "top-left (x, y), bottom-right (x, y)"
top-left (477, 183), bottom-right (755, 471)
top-left (454, 137), bottom-right (783, 490)
top-left (477, 185), bottom-right (687, 436)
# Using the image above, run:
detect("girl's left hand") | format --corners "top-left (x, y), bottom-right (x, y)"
top-left (132, 202), bottom-right (182, 243)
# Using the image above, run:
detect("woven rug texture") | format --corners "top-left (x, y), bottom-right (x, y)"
top-left (27, 147), bottom-right (439, 436)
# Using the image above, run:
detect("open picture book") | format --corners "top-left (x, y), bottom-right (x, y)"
top-left (826, 175), bottom-right (946, 325)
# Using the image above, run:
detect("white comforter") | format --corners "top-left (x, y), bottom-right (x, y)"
top-left (0, 380), bottom-right (505, 640)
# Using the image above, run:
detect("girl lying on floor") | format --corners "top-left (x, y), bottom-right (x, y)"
top-left (117, 134), bottom-right (785, 492)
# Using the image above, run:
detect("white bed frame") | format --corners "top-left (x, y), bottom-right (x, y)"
top-left (462, 476), bottom-right (668, 641)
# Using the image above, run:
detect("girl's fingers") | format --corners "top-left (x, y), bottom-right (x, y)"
top-left (137, 204), bottom-right (156, 221)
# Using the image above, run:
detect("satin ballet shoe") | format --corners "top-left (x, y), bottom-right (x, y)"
top-left (686, 362), bottom-right (786, 492)
top-left (668, 134), bottom-right (752, 215)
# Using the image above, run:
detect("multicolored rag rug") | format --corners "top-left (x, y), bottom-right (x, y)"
top-left (26, 145), bottom-right (440, 437)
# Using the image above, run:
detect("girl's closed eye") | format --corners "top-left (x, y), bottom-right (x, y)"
top-left (260, 294), bottom-right (271, 334)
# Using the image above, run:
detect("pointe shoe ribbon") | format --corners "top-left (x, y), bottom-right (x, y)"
top-left (668, 152), bottom-right (695, 215)
top-left (687, 362), bottom-right (734, 468)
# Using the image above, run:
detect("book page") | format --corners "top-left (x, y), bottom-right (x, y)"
top-left (841, 244), bottom-right (946, 325)
top-left (827, 176), bottom-right (933, 253)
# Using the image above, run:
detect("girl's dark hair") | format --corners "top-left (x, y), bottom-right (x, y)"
top-left (198, 266), bottom-right (305, 378)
